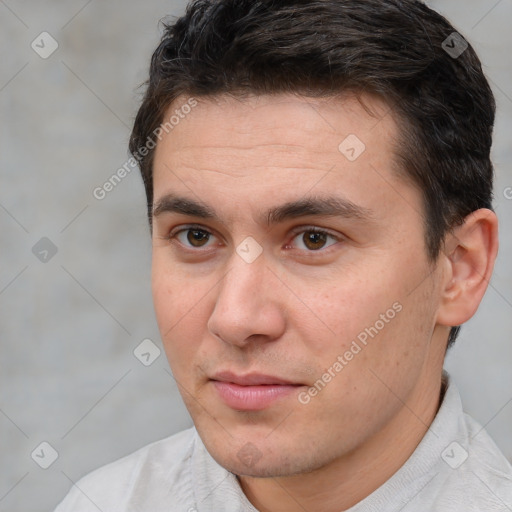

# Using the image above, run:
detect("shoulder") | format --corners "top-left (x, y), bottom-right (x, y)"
top-left (54, 427), bottom-right (196, 512)
top-left (463, 412), bottom-right (512, 503)
top-left (430, 411), bottom-right (512, 511)
top-left (393, 376), bottom-right (512, 512)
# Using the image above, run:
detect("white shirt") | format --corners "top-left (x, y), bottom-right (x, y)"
top-left (55, 374), bottom-right (512, 511)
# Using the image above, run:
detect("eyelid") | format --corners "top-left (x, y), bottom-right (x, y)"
top-left (168, 223), bottom-right (213, 238)
top-left (288, 224), bottom-right (341, 239)
top-left (167, 223), bottom-right (343, 253)
top-left (286, 225), bottom-right (343, 253)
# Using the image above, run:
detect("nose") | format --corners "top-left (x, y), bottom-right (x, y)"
top-left (207, 253), bottom-right (286, 348)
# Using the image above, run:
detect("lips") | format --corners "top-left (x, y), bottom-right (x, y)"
top-left (212, 371), bottom-right (299, 386)
top-left (210, 371), bottom-right (304, 411)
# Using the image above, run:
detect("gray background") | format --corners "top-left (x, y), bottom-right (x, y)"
top-left (1, 1), bottom-right (511, 511)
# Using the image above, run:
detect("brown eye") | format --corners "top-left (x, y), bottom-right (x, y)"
top-left (302, 231), bottom-right (328, 250)
top-left (290, 228), bottom-right (338, 252)
top-left (185, 229), bottom-right (210, 247)
top-left (170, 227), bottom-right (214, 249)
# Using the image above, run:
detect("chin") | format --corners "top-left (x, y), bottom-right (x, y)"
top-left (197, 425), bottom-right (328, 478)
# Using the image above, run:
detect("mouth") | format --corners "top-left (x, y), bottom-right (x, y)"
top-left (210, 371), bottom-right (305, 411)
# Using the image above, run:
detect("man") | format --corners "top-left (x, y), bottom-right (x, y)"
top-left (55, 0), bottom-right (512, 510)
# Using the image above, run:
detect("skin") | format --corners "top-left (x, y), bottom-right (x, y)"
top-left (150, 92), bottom-right (498, 512)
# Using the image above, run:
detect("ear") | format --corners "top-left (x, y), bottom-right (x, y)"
top-left (436, 208), bottom-right (499, 329)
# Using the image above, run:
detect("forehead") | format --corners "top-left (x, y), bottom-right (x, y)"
top-left (154, 92), bottom-right (396, 171)
top-left (151, 92), bottom-right (420, 228)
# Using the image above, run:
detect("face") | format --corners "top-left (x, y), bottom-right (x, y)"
top-left (151, 93), bottom-right (446, 478)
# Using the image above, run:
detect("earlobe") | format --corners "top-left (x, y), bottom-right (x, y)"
top-left (436, 208), bottom-right (499, 328)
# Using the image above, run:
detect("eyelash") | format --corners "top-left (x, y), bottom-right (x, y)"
top-left (166, 224), bottom-right (342, 256)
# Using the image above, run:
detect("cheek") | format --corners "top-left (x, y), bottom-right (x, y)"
top-left (293, 252), bottom-right (434, 383)
top-left (290, 271), bottom-right (398, 356)
top-left (151, 256), bottom-right (207, 364)
top-left (152, 251), bottom-right (202, 324)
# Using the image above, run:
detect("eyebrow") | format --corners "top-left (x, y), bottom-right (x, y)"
top-left (152, 193), bottom-right (374, 226)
